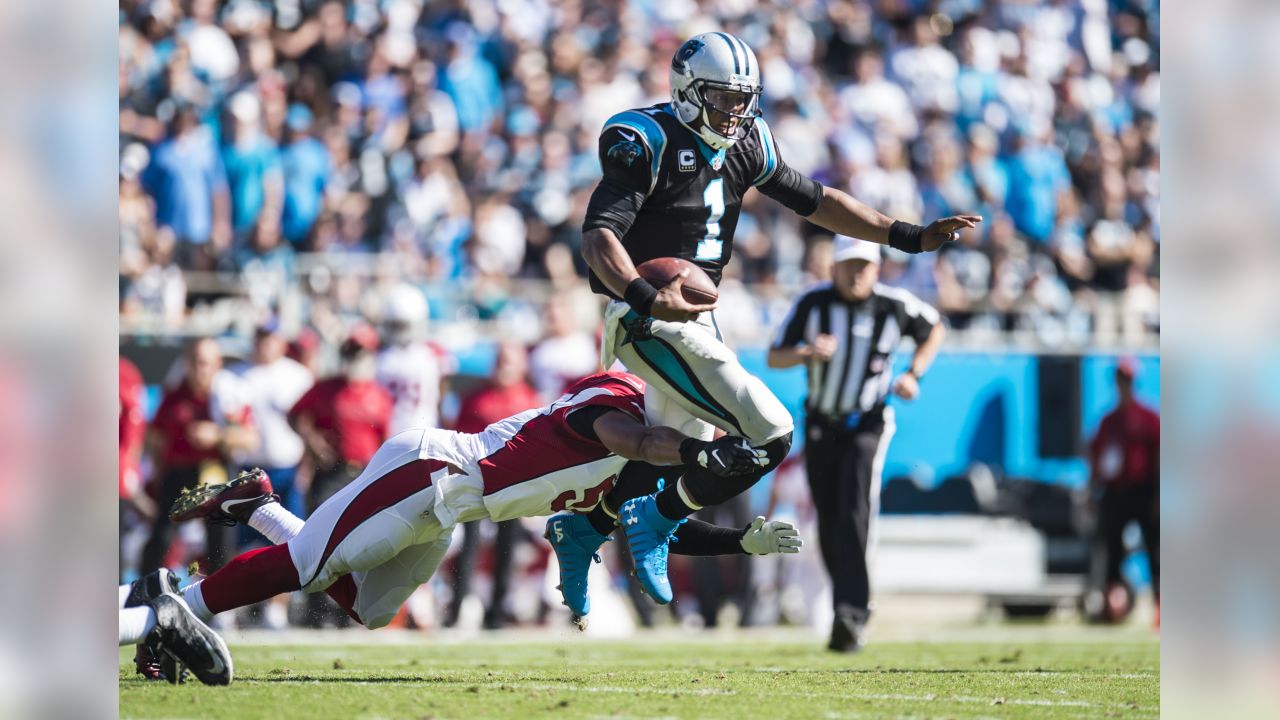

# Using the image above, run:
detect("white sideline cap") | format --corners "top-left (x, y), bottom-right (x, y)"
top-left (832, 235), bottom-right (882, 264)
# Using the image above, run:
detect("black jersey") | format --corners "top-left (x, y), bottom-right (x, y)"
top-left (583, 103), bottom-right (823, 298)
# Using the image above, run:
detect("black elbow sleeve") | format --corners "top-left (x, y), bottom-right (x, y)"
top-left (757, 163), bottom-right (823, 216)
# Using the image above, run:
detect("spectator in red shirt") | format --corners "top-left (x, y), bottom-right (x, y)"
top-left (140, 337), bottom-right (258, 574)
top-left (120, 357), bottom-right (150, 580)
top-left (445, 340), bottom-right (541, 629)
top-left (454, 342), bottom-right (541, 434)
top-left (288, 325), bottom-right (393, 510)
top-left (1088, 359), bottom-right (1160, 619)
top-left (120, 357), bottom-right (149, 512)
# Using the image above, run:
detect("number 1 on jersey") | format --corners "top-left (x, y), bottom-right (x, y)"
top-left (695, 178), bottom-right (725, 262)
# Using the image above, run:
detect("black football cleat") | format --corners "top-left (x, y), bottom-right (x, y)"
top-left (170, 468), bottom-right (277, 526)
top-left (126, 569), bottom-right (186, 682)
top-left (828, 616), bottom-right (866, 654)
top-left (125, 568), bottom-right (181, 609)
top-left (146, 593), bottom-right (233, 686)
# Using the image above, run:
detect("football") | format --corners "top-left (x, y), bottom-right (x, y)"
top-left (636, 257), bottom-right (719, 305)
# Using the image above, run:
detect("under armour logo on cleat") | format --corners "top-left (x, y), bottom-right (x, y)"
top-left (625, 515), bottom-right (639, 526)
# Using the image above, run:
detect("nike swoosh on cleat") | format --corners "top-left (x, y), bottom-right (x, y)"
top-left (220, 497), bottom-right (263, 513)
top-left (202, 640), bottom-right (225, 676)
top-left (619, 130), bottom-right (636, 141)
top-left (711, 449), bottom-right (722, 467)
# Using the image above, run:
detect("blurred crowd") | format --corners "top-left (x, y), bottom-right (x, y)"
top-left (118, 0), bottom-right (1160, 349)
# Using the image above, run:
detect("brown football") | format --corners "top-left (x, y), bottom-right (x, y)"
top-left (636, 257), bottom-right (719, 305)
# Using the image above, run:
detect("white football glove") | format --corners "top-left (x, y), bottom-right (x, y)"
top-left (739, 516), bottom-right (803, 556)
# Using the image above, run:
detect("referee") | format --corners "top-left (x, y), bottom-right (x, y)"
top-left (768, 236), bottom-right (945, 652)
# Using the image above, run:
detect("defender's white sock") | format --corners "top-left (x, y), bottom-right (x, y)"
top-left (248, 503), bottom-right (305, 545)
top-left (119, 606), bottom-right (157, 646)
top-left (182, 581), bottom-right (214, 622)
top-left (118, 584), bottom-right (131, 609)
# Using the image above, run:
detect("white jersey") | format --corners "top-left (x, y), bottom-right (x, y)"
top-left (229, 357), bottom-right (314, 468)
top-left (375, 341), bottom-right (453, 435)
top-left (528, 332), bottom-right (601, 402)
top-left (423, 372), bottom-right (647, 522)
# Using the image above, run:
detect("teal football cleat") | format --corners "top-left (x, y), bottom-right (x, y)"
top-left (619, 495), bottom-right (682, 605)
top-left (545, 513), bottom-right (609, 627)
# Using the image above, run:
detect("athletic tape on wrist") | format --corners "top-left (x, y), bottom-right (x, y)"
top-left (624, 277), bottom-right (658, 317)
top-left (888, 220), bottom-right (925, 254)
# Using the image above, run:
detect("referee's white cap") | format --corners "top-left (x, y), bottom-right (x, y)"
top-left (832, 235), bottom-right (882, 264)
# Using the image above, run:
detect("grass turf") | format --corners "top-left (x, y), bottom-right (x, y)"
top-left (120, 634), bottom-right (1158, 719)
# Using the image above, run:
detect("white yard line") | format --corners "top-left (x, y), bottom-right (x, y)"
top-left (320, 678), bottom-right (1155, 716)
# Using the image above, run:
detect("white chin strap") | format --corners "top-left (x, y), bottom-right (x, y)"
top-left (698, 124), bottom-right (735, 150)
top-left (676, 110), bottom-right (736, 150)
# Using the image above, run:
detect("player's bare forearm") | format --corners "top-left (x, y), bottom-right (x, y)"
top-left (634, 425), bottom-right (690, 466)
top-left (910, 323), bottom-right (946, 377)
top-left (581, 227), bottom-right (640, 297)
top-left (806, 186), bottom-right (982, 252)
top-left (592, 409), bottom-right (688, 465)
top-left (767, 345), bottom-right (810, 369)
top-left (804, 186), bottom-right (894, 244)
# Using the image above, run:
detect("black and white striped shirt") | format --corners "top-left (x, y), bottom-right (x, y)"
top-left (772, 282), bottom-right (939, 420)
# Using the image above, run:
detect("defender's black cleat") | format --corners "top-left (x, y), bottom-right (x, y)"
top-left (146, 593), bottom-right (233, 686)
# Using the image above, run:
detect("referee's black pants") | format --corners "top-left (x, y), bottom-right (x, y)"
top-left (804, 409), bottom-right (892, 624)
top-left (1096, 484), bottom-right (1159, 601)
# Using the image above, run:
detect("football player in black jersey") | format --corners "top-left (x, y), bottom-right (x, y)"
top-left (549, 31), bottom-right (980, 611)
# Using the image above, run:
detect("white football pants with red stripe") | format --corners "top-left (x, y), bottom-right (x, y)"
top-left (286, 429), bottom-right (486, 628)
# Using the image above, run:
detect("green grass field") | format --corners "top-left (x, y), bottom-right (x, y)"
top-left (120, 630), bottom-right (1158, 719)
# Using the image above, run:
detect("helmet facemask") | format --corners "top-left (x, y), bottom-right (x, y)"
top-left (694, 82), bottom-right (761, 147)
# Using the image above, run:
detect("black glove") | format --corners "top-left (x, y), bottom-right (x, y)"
top-left (679, 436), bottom-right (769, 478)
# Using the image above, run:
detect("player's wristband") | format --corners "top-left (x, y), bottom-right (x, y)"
top-left (888, 220), bottom-right (925, 254)
top-left (905, 369), bottom-right (924, 382)
top-left (624, 277), bottom-right (658, 317)
top-left (678, 438), bottom-right (709, 468)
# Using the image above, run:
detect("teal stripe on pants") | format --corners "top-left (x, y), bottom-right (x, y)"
top-left (630, 334), bottom-right (739, 431)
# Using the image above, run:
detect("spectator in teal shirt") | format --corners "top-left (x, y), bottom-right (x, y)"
top-left (221, 93), bottom-right (281, 239)
top-left (438, 31), bottom-right (501, 134)
top-left (279, 104), bottom-right (331, 246)
top-left (1004, 124), bottom-right (1071, 245)
top-left (142, 103), bottom-right (231, 265)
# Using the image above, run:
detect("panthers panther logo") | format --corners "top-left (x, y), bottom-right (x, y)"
top-left (671, 38), bottom-right (705, 73)
top-left (607, 139), bottom-right (643, 168)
